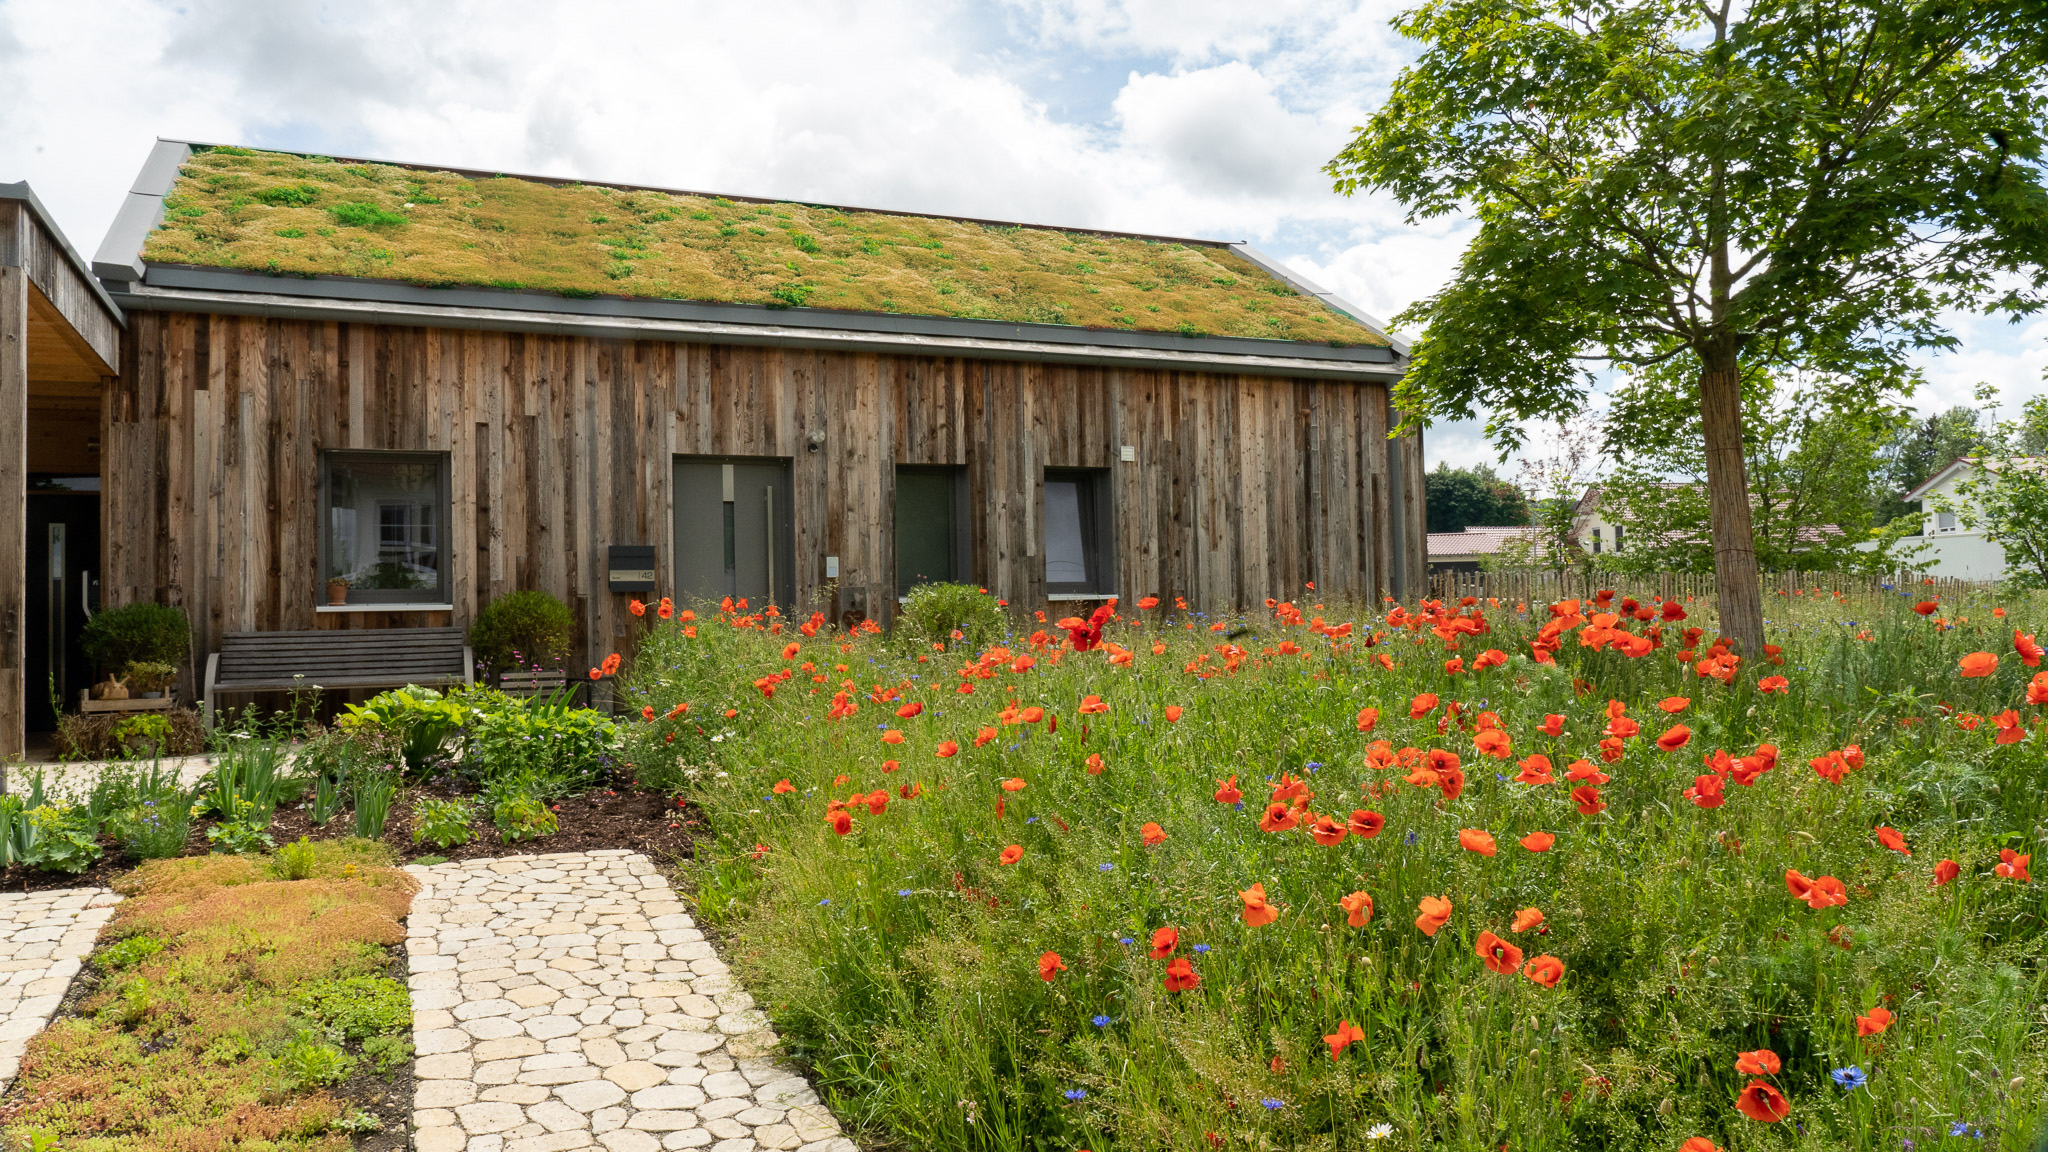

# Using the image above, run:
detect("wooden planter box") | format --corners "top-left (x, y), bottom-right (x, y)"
top-left (78, 692), bottom-right (176, 715)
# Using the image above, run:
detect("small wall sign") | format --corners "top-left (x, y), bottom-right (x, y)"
top-left (607, 545), bottom-right (657, 592)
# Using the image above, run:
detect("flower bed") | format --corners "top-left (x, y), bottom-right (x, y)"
top-left (615, 587), bottom-right (2048, 1151)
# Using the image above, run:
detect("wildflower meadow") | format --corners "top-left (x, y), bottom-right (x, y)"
top-left (616, 587), bottom-right (2048, 1152)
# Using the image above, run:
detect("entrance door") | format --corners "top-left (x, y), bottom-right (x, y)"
top-left (673, 457), bottom-right (795, 610)
top-left (25, 491), bottom-right (101, 733)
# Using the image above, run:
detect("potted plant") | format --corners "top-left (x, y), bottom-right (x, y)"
top-left (124, 660), bottom-right (178, 699)
top-left (326, 574), bottom-right (352, 606)
top-left (82, 601), bottom-right (191, 684)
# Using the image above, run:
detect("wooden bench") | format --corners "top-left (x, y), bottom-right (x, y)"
top-left (202, 627), bottom-right (474, 728)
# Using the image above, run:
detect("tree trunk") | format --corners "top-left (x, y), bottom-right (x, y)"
top-left (1698, 340), bottom-right (1765, 660)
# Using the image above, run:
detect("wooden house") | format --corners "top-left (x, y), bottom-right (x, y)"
top-left (3, 140), bottom-right (1424, 752)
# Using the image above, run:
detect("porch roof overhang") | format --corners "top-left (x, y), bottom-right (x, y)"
top-left (1, 182), bottom-right (124, 380)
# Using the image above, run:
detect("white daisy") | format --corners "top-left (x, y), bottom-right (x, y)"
top-left (1367, 1123), bottom-right (1394, 1140)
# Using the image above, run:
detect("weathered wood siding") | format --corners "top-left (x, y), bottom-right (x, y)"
top-left (105, 313), bottom-right (1423, 680)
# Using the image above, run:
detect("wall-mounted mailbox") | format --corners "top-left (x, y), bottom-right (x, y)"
top-left (607, 545), bottom-right (657, 592)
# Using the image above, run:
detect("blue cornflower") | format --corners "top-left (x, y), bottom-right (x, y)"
top-left (1949, 1121), bottom-right (1982, 1139)
top-left (1100, 863), bottom-right (1114, 872)
top-left (1192, 943), bottom-right (1210, 953)
top-left (1305, 761), bottom-right (1323, 770)
top-left (1091, 1014), bottom-right (1112, 1027)
top-left (897, 889), bottom-right (913, 897)
top-left (1260, 1098), bottom-right (1284, 1110)
top-left (1027, 816), bottom-right (1039, 824)
top-left (1064, 1088), bottom-right (1088, 1101)
top-left (818, 899), bottom-right (831, 906)
top-left (1119, 936), bottom-right (1134, 945)
top-left (1404, 830), bottom-right (1419, 846)
top-left (1830, 1066), bottom-right (1867, 1090)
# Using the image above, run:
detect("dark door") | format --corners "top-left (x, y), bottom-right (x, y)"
top-left (895, 465), bottom-right (967, 596)
top-left (25, 492), bottom-right (100, 733)
top-left (673, 457), bottom-right (795, 610)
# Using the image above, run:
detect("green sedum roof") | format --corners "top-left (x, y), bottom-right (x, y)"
top-left (141, 147), bottom-right (1386, 346)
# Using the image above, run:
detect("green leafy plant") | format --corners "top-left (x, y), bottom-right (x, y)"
top-left (458, 691), bottom-right (616, 797)
top-left (298, 975), bottom-right (410, 1041)
top-left (23, 805), bottom-right (103, 874)
top-left (410, 796), bottom-right (475, 849)
top-left (205, 799), bottom-right (276, 855)
top-left (121, 660), bottom-right (179, 694)
top-left (255, 183), bottom-right (320, 207)
top-left (111, 798), bottom-right (191, 861)
top-left (468, 589), bottom-right (576, 676)
top-left (489, 787), bottom-right (557, 844)
top-left (80, 602), bottom-right (190, 674)
top-left (351, 769), bottom-right (398, 840)
top-left (340, 686), bottom-right (465, 771)
top-left (111, 713), bottom-right (176, 759)
top-left (897, 582), bottom-right (1006, 652)
top-left (274, 836), bottom-right (321, 881)
top-left (96, 935), bottom-right (166, 971)
top-left (203, 739), bottom-right (289, 824)
top-left (327, 201), bottom-right (406, 229)
top-left (276, 1030), bottom-right (355, 1088)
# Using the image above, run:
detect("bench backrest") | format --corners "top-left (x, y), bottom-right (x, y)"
top-left (215, 627), bottom-right (469, 686)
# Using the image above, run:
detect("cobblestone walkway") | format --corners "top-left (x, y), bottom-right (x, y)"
top-left (405, 850), bottom-right (855, 1152)
top-left (0, 887), bottom-right (119, 1086)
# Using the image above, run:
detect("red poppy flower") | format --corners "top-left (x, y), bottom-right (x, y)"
top-left (1855, 1005), bottom-right (1892, 1036)
top-left (1540, 713), bottom-right (1566, 737)
top-left (1570, 785), bottom-right (1605, 815)
top-left (1323, 1019), bottom-right (1365, 1060)
top-left (1913, 601), bottom-right (1938, 616)
top-left (2031, 672), bottom-right (2048, 706)
top-left (1162, 957), bottom-right (1200, 991)
top-left (1164, 705), bottom-right (1184, 723)
top-left (1959, 651), bottom-right (1999, 678)
top-left (881, 730), bottom-right (905, 745)
top-left (865, 791), bottom-right (890, 815)
top-left (1522, 954), bottom-right (1564, 988)
top-left (1409, 693), bottom-right (1439, 718)
top-left (1149, 926), bottom-right (1179, 958)
top-left (629, 599), bottom-right (646, 617)
top-left (1996, 848), bottom-right (2032, 881)
top-left (999, 845), bottom-right (1023, 865)
top-left (1511, 907), bottom-right (1544, 933)
top-left (1141, 821), bottom-right (1168, 846)
top-left (1734, 1049), bottom-right (1780, 1075)
top-left (1932, 858), bottom-right (1960, 886)
top-left (1875, 826), bottom-right (1911, 856)
top-left (1681, 1139), bottom-right (1724, 1152)
top-left (1355, 707), bottom-right (1379, 732)
top-left (1513, 754), bottom-right (1555, 786)
top-left (1137, 596), bottom-right (1160, 610)
top-left (1078, 694), bottom-right (1110, 714)
top-left (1736, 1081), bottom-right (1790, 1123)
top-left (1476, 930), bottom-right (1524, 975)
top-left (1214, 776), bottom-right (1243, 805)
top-left (1084, 752), bottom-right (1105, 776)
top-left (1039, 951), bottom-right (1066, 981)
top-left (1414, 895), bottom-right (1452, 936)
top-left (1604, 713), bottom-right (1641, 740)
top-left (1658, 696), bottom-right (1690, 714)
top-left (1339, 891), bottom-right (1373, 927)
top-left (2017, 630), bottom-right (2045, 668)
top-left (773, 779), bottom-right (795, 794)
top-left (658, 598), bottom-right (674, 620)
top-left (1653, 724), bottom-right (1691, 752)
top-left (1346, 809), bottom-right (1386, 839)
top-left (828, 811), bottom-right (853, 836)
top-left (1020, 706), bottom-right (1045, 723)
top-left (1785, 869), bottom-right (1848, 909)
top-left (1308, 814), bottom-right (1348, 846)
top-left (1757, 674), bottom-right (1789, 694)
top-left (1810, 752), bottom-right (1847, 784)
top-left (1240, 883), bottom-right (1279, 927)
top-left (1258, 802), bottom-right (1299, 833)
top-left (936, 741), bottom-right (959, 758)
top-left (1458, 829), bottom-right (1498, 857)
top-left (895, 701), bottom-right (923, 719)
top-left (1520, 831), bottom-right (1555, 852)
top-left (1473, 728), bottom-right (1513, 759)
top-left (601, 653), bottom-right (622, 676)
top-left (882, 759), bottom-right (900, 774)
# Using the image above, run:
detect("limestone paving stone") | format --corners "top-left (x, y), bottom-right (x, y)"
top-left (409, 853), bottom-right (856, 1152)
top-left (0, 887), bottom-right (118, 1087)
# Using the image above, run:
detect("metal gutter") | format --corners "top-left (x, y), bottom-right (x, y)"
top-left (91, 139), bottom-right (192, 285)
top-left (0, 181), bottom-right (126, 323)
top-left (1229, 244), bottom-right (1411, 357)
top-left (112, 278), bottom-right (1407, 381)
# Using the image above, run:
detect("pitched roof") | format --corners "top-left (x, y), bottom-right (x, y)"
top-left (129, 144), bottom-right (1389, 349)
top-left (1426, 526), bottom-right (1541, 558)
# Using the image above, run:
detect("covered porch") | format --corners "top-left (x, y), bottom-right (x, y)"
top-left (1, 183), bottom-right (124, 759)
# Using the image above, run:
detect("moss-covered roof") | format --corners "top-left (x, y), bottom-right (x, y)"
top-left (140, 146), bottom-right (1385, 346)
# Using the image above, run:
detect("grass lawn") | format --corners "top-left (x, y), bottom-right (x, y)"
top-left (615, 587), bottom-right (2048, 1151)
top-left (3, 840), bottom-right (416, 1151)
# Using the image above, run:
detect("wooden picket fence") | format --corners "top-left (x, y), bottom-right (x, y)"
top-left (1425, 568), bottom-right (2000, 607)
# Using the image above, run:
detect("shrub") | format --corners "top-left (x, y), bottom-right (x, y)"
top-left (489, 787), bottom-right (557, 843)
top-left (339, 685), bottom-right (465, 770)
top-left (459, 690), bottom-right (616, 796)
top-left (22, 806), bottom-right (101, 874)
top-left (469, 590), bottom-right (575, 676)
top-left (80, 601), bottom-right (190, 674)
top-left (410, 796), bottom-right (475, 849)
top-left (121, 660), bottom-right (179, 693)
top-left (896, 582), bottom-right (1006, 651)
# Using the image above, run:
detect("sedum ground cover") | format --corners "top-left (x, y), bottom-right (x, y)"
top-left (4, 840), bottom-right (415, 1150)
top-left (618, 588), bottom-right (2048, 1152)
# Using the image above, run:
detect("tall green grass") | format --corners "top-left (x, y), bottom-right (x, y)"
top-left (621, 587), bottom-right (2048, 1151)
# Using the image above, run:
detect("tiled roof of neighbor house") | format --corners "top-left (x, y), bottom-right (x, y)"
top-left (137, 146), bottom-right (1388, 347)
top-left (1901, 456), bottom-right (2048, 504)
top-left (1427, 526), bottom-right (1539, 558)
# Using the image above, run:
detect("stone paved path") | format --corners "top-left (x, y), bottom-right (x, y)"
top-left (405, 850), bottom-right (856, 1152)
top-left (0, 887), bottom-right (119, 1086)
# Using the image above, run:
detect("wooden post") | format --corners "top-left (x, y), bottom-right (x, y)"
top-left (0, 249), bottom-right (26, 759)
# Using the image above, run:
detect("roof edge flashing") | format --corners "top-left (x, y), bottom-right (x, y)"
top-left (0, 180), bottom-right (127, 324)
top-left (93, 139), bottom-right (191, 284)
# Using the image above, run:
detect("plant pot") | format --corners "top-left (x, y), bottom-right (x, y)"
top-left (326, 582), bottom-right (351, 606)
top-left (140, 691), bottom-right (164, 699)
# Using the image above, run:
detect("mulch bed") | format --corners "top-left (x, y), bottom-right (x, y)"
top-left (0, 782), bottom-right (710, 894)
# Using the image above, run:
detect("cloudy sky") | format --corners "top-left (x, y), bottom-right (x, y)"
top-left (3, 0), bottom-right (2041, 468)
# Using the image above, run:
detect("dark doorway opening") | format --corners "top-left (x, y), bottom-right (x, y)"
top-left (894, 465), bottom-right (970, 597)
top-left (25, 481), bottom-right (100, 734)
top-left (673, 456), bottom-right (795, 611)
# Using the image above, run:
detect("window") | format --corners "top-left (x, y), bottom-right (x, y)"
top-left (1612, 526), bottom-right (1624, 552)
top-left (320, 451), bottom-right (451, 604)
top-left (1044, 468), bottom-right (1113, 594)
top-left (895, 466), bottom-right (969, 597)
top-left (1590, 528), bottom-right (1603, 555)
top-left (1936, 511), bottom-right (1958, 533)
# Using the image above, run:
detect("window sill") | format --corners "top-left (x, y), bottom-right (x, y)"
top-left (316, 603), bottom-right (456, 614)
top-left (1045, 592), bottom-right (1116, 601)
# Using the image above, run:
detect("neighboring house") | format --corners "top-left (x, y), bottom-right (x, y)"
top-left (1571, 486), bottom-right (1627, 558)
top-left (1892, 457), bottom-right (2044, 579)
top-left (1426, 526), bottom-right (1541, 574)
top-left (1, 140), bottom-right (1429, 754)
